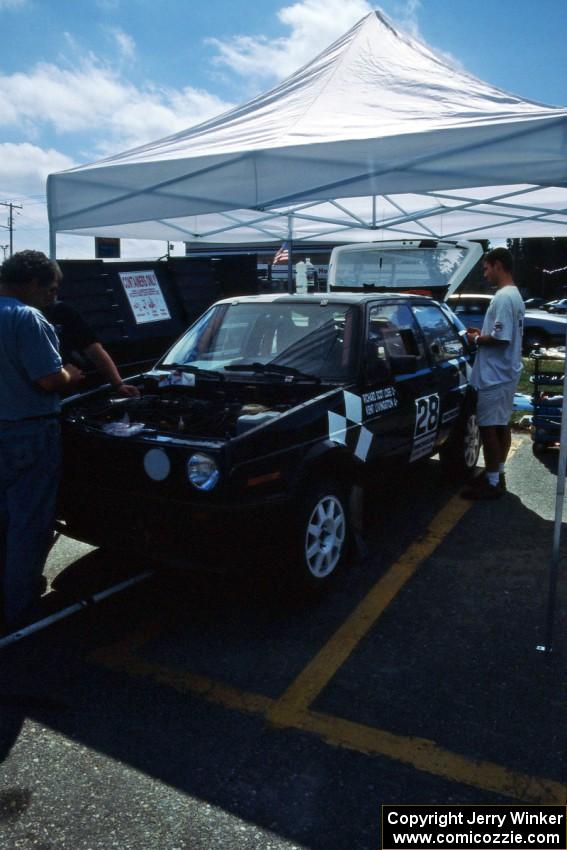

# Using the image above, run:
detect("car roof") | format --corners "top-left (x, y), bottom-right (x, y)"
top-left (215, 292), bottom-right (436, 306)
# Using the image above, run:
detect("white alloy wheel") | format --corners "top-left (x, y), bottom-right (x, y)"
top-left (464, 413), bottom-right (481, 469)
top-left (304, 494), bottom-right (346, 579)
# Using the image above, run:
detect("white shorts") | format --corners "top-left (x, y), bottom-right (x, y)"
top-left (475, 382), bottom-right (517, 427)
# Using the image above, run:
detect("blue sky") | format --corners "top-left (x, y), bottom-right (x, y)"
top-left (1, 0), bottom-right (566, 257)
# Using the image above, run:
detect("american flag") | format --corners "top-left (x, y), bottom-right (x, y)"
top-left (272, 242), bottom-right (289, 264)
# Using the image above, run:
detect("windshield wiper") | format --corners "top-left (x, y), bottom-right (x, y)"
top-left (159, 363), bottom-right (225, 381)
top-left (224, 362), bottom-right (320, 382)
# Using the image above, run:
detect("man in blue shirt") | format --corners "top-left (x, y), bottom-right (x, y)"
top-left (0, 250), bottom-right (83, 632)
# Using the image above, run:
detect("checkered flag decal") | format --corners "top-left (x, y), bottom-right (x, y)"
top-left (328, 390), bottom-right (373, 462)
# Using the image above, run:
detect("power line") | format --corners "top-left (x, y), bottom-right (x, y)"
top-left (12, 200), bottom-right (46, 207)
top-left (0, 201), bottom-right (23, 256)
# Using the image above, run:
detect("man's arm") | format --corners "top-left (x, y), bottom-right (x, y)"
top-left (48, 303), bottom-right (139, 397)
top-left (18, 310), bottom-right (83, 393)
top-left (83, 342), bottom-right (140, 398)
top-left (466, 328), bottom-right (509, 347)
top-left (467, 294), bottom-right (516, 348)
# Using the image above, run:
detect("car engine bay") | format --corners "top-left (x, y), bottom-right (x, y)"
top-left (64, 374), bottom-right (322, 440)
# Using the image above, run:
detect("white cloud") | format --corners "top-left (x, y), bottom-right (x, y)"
top-left (0, 0), bottom-right (27, 9)
top-left (0, 186), bottom-right (65, 257)
top-left (389, 0), bottom-right (462, 69)
top-left (0, 190), bottom-right (184, 258)
top-left (109, 27), bottom-right (136, 60)
top-left (0, 59), bottom-right (233, 154)
top-left (0, 27), bottom-right (234, 257)
top-left (0, 143), bottom-right (77, 255)
top-left (1, 196), bottom-right (53, 257)
top-left (396, 0), bottom-right (421, 39)
top-left (0, 143), bottom-right (76, 196)
top-left (210, 0), bottom-right (465, 82)
top-left (210, 0), bottom-right (372, 81)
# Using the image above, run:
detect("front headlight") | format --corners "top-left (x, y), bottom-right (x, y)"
top-left (187, 453), bottom-right (220, 491)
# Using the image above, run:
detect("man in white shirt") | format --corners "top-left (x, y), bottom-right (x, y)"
top-left (462, 248), bottom-right (525, 500)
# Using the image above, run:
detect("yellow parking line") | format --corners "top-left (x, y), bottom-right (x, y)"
top-left (90, 625), bottom-right (273, 716)
top-left (90, 631), bottom-right (567, 804)
top-left (267, 437), bottom-right (525, 727)
top-left (89, 440), bottom-right (547, 803)
top-left (266, 494), bottom-right (472, 726)
top-left (290, 709), bottom-right (567, 805)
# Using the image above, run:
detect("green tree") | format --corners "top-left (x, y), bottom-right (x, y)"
top-left (507, 238), bottom-right (567, 297)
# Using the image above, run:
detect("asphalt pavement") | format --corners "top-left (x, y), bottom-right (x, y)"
top-left (1, 433), bottom-right (567, 850)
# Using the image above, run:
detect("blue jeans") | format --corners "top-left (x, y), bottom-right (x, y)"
top-left (0, 419), bottom-right (61, 628)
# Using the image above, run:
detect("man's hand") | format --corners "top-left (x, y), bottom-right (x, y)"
top-left (37, 363), bottom-right (84, 393)
top-left (64, 362), bottom-right (85, 388)
top-left (466, 327), bottom-right (481, 346)
top-left (83, 343), bottom-right (141, 398)
top-left (116, 383), bottom-right (141, 398)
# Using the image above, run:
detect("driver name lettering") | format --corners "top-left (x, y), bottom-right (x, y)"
top-left (363, 386), bottom-right (398, 416)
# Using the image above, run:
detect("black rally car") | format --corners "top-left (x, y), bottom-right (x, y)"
top-left (59, 286), bottom-right (480, 589)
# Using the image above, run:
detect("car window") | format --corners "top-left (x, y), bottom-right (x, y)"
top-left (162, 301), bottom-right (360, 381)
top-left (447, 298), bottom-right (487, 315)
top-left (450, 303), bottom-right (469, 315)
top-left (412, 303), bottom-right (465, 362)
top-left (367, 303), bottom-right (426, 365)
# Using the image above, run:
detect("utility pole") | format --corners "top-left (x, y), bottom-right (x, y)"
top-left (0, 245), bottom-right (8, 261)
top-left (0, 202), bottom-right (23, 256)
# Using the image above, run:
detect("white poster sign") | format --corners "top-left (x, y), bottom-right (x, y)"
top-left (118, 270), bottom-right (171, 325)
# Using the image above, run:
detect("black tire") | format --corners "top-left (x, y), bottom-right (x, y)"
top-left (290, 477), bottom-right (351, 592)
top-left (532, 441), bottom-right (548, 456)
top-left (523, 330), bottom-right (547, 354)
top-left (439, 407), bottom-right (481, 479)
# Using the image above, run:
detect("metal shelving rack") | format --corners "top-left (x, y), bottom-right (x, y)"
top-left (530, 350), bottom-right (565, 454)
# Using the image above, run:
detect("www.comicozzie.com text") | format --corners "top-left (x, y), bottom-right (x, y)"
top-left (389, 830), bottom-right (559, 845)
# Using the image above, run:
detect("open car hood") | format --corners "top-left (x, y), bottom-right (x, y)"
top-left (327, 239), bottom-right (483, 300)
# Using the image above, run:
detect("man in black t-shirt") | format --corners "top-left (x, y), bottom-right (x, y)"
top-left (45, 300), bottom-right (97, 363)
top-left (44, 300), bottom-right (140, 397)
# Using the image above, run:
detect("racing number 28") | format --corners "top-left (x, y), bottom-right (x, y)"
top-left (414, 393), bottom-right (440, 437)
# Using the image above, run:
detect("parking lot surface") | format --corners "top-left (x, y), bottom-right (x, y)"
top-left (1, 433), bottom-right (567, 850)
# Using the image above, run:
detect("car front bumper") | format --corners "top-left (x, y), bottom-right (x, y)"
top-left (58, 482), bottom-right (293, 571)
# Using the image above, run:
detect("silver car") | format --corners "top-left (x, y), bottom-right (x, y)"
top-left (447, 293), bottom-right (567, 352)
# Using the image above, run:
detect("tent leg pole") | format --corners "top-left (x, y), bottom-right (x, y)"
top-left (49, 224), bottom-right (56, 260)
top-left (287, 215), bottom-right (293, 294)
top-left (537, 330), bottom-right (567, 655)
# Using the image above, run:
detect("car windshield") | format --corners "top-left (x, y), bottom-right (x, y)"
top-left (161, 301), bottom-right (360, 382)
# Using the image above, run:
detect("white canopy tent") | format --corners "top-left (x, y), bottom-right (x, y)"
top-left (46, 10), bottom-right (567, 652)
top-left (47, 10), bottom-right (567, 255)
